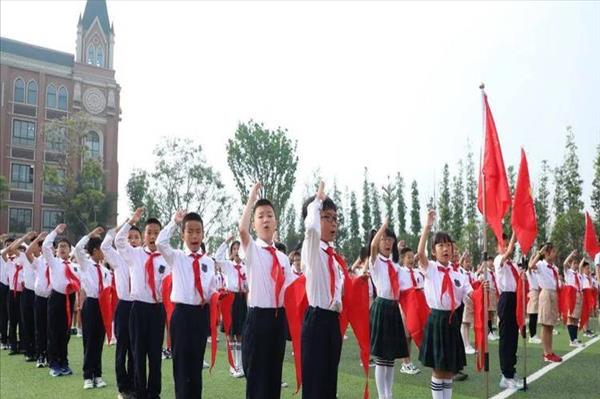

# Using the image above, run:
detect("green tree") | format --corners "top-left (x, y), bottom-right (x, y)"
top-left (450, 161), bottom-right (465, 243)
top-left (125, 169), bottom-right (160, 225)
top-left (332, 182), bottom-right (348, 250)
top-left (381, 176), bottom-right (397, 233)
top-left (464, 145), bottom-right (481, 263)
top-left (361, 168), bottom-right (372, 241)
top-left (551, 209), bottom-right (585, 262)
top-left (592, 144), bottom-right (600, 222)
top-left (371, 182), bottom-right (382, 228)
top-left (396, 172), bottom-right (407, 238)
top-left (226, 120), bottom-right (298, 219)
top-left (409, 180), bottom-right (421, 249)
top-left (562, 126), bottom-right (584, 211)
top-left (346, 191), bottom-right (362, 261)
top-left (503, 165), bottom-right (516, 237)
top-left (553, 166), bottom-right (566, 217)
top-left (0, 176), bottom-right (7, 209)
top-left (438, 164), bottom-right (452, 232)
top-left (282, 203), bottom-right (300, 251)
top-left (535, 160), bottom-right (551, 245)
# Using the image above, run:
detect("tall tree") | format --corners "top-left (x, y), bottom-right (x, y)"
top-left (410, 180), bottom-right (421, 249)
top-left (438, 163), bottom-right (452, 232)
top-left (226, 120), bottom-right (298, 219)
top-left (395, 172), bottom-right (407, 238)
top-left (503, 164), bottom-right (516, 237)
top-left (592, 144), bottom-right (600, 221)
top-left (381, 176), bottom-right (397, 233)
top-left (347, 191), bottom-right (362, 261)
top-left (450, 161), bottom-right (465, 243)
top-left (371, 182), bottom-right (382, 228)
top-left (551, 209), bottom-right (585, 262)
top-left (464, 145), bottom-right (480, 263)
top-left (562, 126), bottom-right (584, 211)
top-left (361, 168), bottom-right (372, 241)
top-left (534, 160), bottom-right (551, 245)
top-left (125, 169), bottom-right (159, 224)
top-left (332, 182), bottom-right (348, 250)
top-left (553, 166), bottom-right (566, 217)
top-left (0, 176), bottom-right (7, 210)
top-left (282, 203), bottom-right (300, 251)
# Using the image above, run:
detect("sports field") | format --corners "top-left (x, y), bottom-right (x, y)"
top-left (1, 321), bottom-right (598, 399)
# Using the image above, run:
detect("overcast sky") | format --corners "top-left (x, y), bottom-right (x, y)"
top-left (2, 0), bottom-right (599, 221)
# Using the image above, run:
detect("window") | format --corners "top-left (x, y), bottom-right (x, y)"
top-left (44, 168), bottom-right (65, 193)
top-left (87, 45), bottom-right (95, 65)
top-left (96, 46), bottom-right (104, 67)
top-left (45, 127), bottom-right (67, 152)
top-left (9, 208), bottom-right (32, 234)
top-left (26, 81), bottom-right (37, 105)
top-left (14, 78), bottom-right (25, 103)
top-left (12, 119), bottom-right (36, 147)
top-left (10, 163), bottom-right (34, 190)
top-left (42, 210), bottom-right (64, 231)
top-left (85, 131), bottom-right (101, 159)
top-left (46, 84), bottom-right (57, 109)
top-left (58, 86), bottom-right (68, 110)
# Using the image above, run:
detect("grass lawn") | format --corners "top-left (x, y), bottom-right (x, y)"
top-left (1, 319), bottom-right (598, 399)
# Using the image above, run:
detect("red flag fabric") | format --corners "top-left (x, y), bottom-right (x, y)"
top-left (209, 293), bottom-right (219, 372)
top-left (579, 288), bottom-right (595, 330)
top-left (477, 92), bottom-right (511, 247)
top-left (161, 274), bottom-right (174, 349)
top-left (472, 284), bottom-right (486, 371)
top-left (219, 292), bottom-right (236, 368)
top-left (511, 149), bottom-right (538, 254)
top-left (283, 275), bottom-right (308, 393)
top-left (559, 285), bottom-right (577, 324)
top-left (98, 286), bottom-right (115, 343)
top-left (347, 276), bottom-right (371, 399)
top-left (584, 212), bottom-right (600, 259)
top-left (398, 288), bottom-right (430, 348)
top-left (516, 274), bottom-right (529, 330)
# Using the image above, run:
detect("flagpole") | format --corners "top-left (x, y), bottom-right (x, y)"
top-left (521, 255), bottom-right (528, 391)
top-left (479, 82), bottom-right (490, 399)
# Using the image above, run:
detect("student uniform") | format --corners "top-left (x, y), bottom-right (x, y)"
top-left (19, 252), bottom-right (36, 359)
top-left (0, 253), bottom-right (9, 347)
top-left (564, 268), bottom-right (583, 320)
top-left (116, 224), bottom-right (170, 399)
top-left (300, 197), bottom-right (345, 399)
top-left (5, 253), bottom-right (25, 352)
top-left (459, 268), bottom-right (477, 325)
top-left (30, 256), bottom-right (52, 363)
top-left (101, 230), bottom-right (135, 396)
top-left (493, 256), bottom-right (521, 380)
top-left (157, 221), bottom-right (216, 399)
top-left (526, 269), bottom-right (540, 338)
top-left (241, 236), bottom-right (297, 399)
top-left (536, 260), bottom-right (560, 326)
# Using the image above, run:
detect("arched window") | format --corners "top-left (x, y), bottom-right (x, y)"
top-left (85, 131), bottom-right (101, 159)
top-left (26, 81), bottom-right (37, 105)
top-left (58, 87), bottom-right (68, 110)
top-left (87, 44), bottom-right (95, 65)
top-left (46, 84), bottom-right (57, 109)
top-left (14, 78), bottom-right (25, 103)
top-left (96, 46), bottom-right (104, 68)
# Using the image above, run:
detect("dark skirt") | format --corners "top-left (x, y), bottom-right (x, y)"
top-left (230, 292), bottom-right (248, 337)
top-left (370, 297), bottom-right (409, 360)
top-left (419, 308), bottom-right (466, 373)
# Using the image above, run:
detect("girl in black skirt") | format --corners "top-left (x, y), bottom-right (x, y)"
top-left (365, 219), bottom-right (408, 399)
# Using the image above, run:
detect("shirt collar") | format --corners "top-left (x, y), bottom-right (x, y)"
top-left (184, 246), bottom-right (204, 257)
top-left (256, 238), bottom-right (275, 249)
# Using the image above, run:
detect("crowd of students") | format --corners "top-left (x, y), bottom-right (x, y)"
top-left (0, 181), bottom-right (598, 399)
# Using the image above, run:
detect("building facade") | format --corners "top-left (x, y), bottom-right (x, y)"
top-left (0, 0), bottom-right (120, 234)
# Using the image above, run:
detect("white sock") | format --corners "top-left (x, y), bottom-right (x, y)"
top-left (443, 378), bottom-right (453, 399)
top-left (461, 323), bottom-right (470, 347)
top-left (385, 365), bottom-right (395, 398)
top-left (375, 365), bottom-right (387, 399)
top-left (431, 377), bottom-right (444, 399)
top-left (237, 342), bottom-right (243, 370)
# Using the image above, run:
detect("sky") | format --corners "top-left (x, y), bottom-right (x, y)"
top-left (1, 0), bottom-right (599, 222)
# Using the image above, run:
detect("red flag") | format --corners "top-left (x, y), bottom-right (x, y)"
top-left (579, 288), bottom-right (595, 330)
top-left (161, 274), bottom-right (174, 349)
top-left (283, 275), bottom-right (308, 393)
top-left (559, 285), bottom-right (577, 325)
top-left (347, 276), bottom-right (371, 399)
top-left (218, 292), bottom-right (236, 369)
top-left (209, 293), bottom-right (219, 372)
top-left (398, 288), bottom-right (430, 348)
top-left (472, 284), bottom-right (486, 371)
top-left (516, 275), bottom-right (529, 330)
top-left (511, 149), bottom-right (537, 254)
top-left (98, 286), bottom-right (115, 343)
top-left (584, 212), bottom-right (600, 259)
top-left (477, 91), bottom-right (511, 247)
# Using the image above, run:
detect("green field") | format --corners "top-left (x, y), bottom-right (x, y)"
top-left (1, 320), bottom-right (599, 399)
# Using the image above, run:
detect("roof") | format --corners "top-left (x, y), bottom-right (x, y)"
top-left (81, 0), bottom-right (112, 35)
top-left (0, 37), bottom-right (74, 67)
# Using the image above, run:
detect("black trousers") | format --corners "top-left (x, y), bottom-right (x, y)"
top-left (301, 306), bottom-right (342, 399)
top-left (242, 307), bottom-right (287, 399)
top-left (20, 288), bottom-right (35, 357)
top-left (82, 298), bottom-right (105, 379)
top-left (129, 301), bottom-right (165, 399)
top-left (498, 292), bottom-right (518, 379)
top-left (115, 300), bottom-right (134, 394)
top-left (8, 290), bottom-right (21, 350)
top-left (528, 313), bottom-right (538, 338)
top-left (34, 295), bottom-right (48, 358)
top-left (47, 290), bottom-right (75, 368)
top-left (171, 303), bottom-right (209, 399)
top-left (0, 283), bottom-right (8, 345)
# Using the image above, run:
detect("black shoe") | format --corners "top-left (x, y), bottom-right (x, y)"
top-left (454, 371), bottom-right (469, 381)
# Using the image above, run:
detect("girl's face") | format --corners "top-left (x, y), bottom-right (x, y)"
top-left (378, 235), bottom-right (394, 258)
top-left (570, 260), bottom-right (579, 271)
top-left (433, 241), bottom-right (452, 264)
top-left (292, 254), bottom-right (301, 270)
top-left (463, 255), bottom-right (472, 269)
top-left (402, 251), bottom-right (415, 267)
top-left (582, 266), bottom-right (590, 276)
top-left (230, 243), bottom-right (240, 258)
top-left (546, 247), bottom-right (557, 263)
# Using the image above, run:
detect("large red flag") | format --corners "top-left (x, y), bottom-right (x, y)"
top-left (477, 91), bottom-right (511, 247)
top-left (584, 212), bottom-right (600, 259)
top-left (511, 149), bottom-right (537, 254)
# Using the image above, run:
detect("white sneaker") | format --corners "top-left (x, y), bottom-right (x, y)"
top-left (400, 362), bottom-right (419, 375)
top-left (499, 376), bottom-right (523, 389)
top-left (229, 366), bottom-right (237, 375)
top-left (83, 379), bottom-right (94, 389)
top-left (233, 369), bottom-right (245, 378)
top-left (569, 340), bottom-right (583, 347)
top-left (408, 363), bottom-right (421, 374)
top-left (488, 332), bottom-right (499, 341)
top-left (203, 360), bottom-right (209, 369)
top-left (94, 377), bottom-right (107, 388)
top-left (528, 336), bottom-right (541, 344)
top-left (465, 346), bottom-right (476, 355)
top-left (281, 381), bottom-right (289, 388)
top-left (207, 337), bottom-right (212, 344)
top-left (552, 329), bottom-right (559, 335)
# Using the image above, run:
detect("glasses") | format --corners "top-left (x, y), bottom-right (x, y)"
top-left (321, 215), bottom-right (338, 224)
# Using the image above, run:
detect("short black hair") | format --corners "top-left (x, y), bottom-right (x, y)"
top-left (182, 212), bottom-right (203, 231)
top-left (368, 228), bottom-right (399, 263)
top-left (145, 218), bottom-right (162, 229)
top-left (301, 195), bottom-right (337, 221)
top-left (229, 240), bottom-right (240, 254)
top-left (85, 237), bottom-right (103, 256)
top-left (253, 199), bottom-right (275, 214)
top-left (539, 242), bottom-right (554, 260)
top-left (4, 237), bottom-right (16, 246)
top-left (431, 232), bottom-right (453, 252)
top-left (129, 225), bottom-right (142, 235)
top-left (275, 242), bottom-right (287, 253)
top-left (400, 247), bottom-right (414, 257)
top-left (56, 238), bottom-right (72, 248)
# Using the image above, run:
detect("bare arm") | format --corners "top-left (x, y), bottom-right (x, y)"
top-left (417, 210), bottom-right (436, 269)
top-left (26, 232), bottom-right (46, 264)
top-left (499, 231), bottom-right (517, 264)
top-left (239, 183), bottom-right (261, 249)
top-left (42, 224), bottom-right (66, 266)
top-left (368, 218), bottom-right (389, 270)
top-left (156, 211), bottom-right (185, 267)
top-left (528, 245), bottom-right (546, 270)
top-left (563, 250), bottom-right (577, 269)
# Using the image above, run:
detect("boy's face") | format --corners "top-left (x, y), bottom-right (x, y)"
top-left (463, 255), bottom-right (472, 269)
top-left (144, 223), bottom-right (161, 249)
top-left (320, 209), bottom-right (338, 243)
top-left (57, 242), bottom-right (71, 259)
top-left (292, 254), bottom-right (301, 270)
top-left (402, 251), bottom-right (415, 267)
top-left (128, 230), bottom-right (142, 248)
top-left (378, 235), bottom-right (394, 258)
top-left (253, 205), bottom-right (276, 242)
top-left (91, 248), bottom-right (104, 263)
top-left (434, 241), bottom-right (452, 264)
top-left (183, 220), bottom-right (204, 253)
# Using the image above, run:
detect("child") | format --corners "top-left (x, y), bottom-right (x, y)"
top-left (42, 224), bottom-right (80, 377)
top-left (215, 235), bottom-right (248, 378)
top-left (0, 235), bottom-right (10, 350)
top-left (526, 267), bottom-right (541, 344)
top-left (157, 210), bottom-right (216, 399)
top-left (364, 219), bottom-right (409, 399)
top-left (459, 252), bottom-right (477, 355)
top-left (115, 209), bottom-right (170, 399)
top-left (528, 243), bottom-right (562, 362)
top-left (478, 258), bottom-right (499, 341)
top-left (581, 261), bottom-right (597, 337)
top-left (417, 210), bottom-right (477, 399)
top-left (19, 235), bottom-right (37, 362)
top-left (399, 246), bottom-right (423, 375)
top-left (300, 181), bottom-right (345, 399)
top-left (289, 250), bottom-right (303, 276)
top-left (101, 226), bottom-right (139, 398)
top-left (562, 251), bottom-right (584, 347)
top-left (239, 183), bottom-right (297, 399)
top-left (74, 226), bottom-right (111, 389)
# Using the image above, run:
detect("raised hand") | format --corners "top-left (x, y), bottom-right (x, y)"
top-left (426, 209), bottom-right (436, 228)
top-left (174, 209), bottom-right (186, 224)
top-left (56, 224), bottom-right (67, 234)
top-left (89, 226), bottom-right (105, 237)
top-left (129, 207), bottom-right (144, 225)
top-left (316, 181), bottom-right (326, 201)
top-left (249, 182), bottom-right (262, 203)
top-left (36, 232), bottom-right (48, 242)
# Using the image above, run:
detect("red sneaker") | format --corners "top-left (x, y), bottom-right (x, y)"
top-left (544, 353), bottom-right (562, 363)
